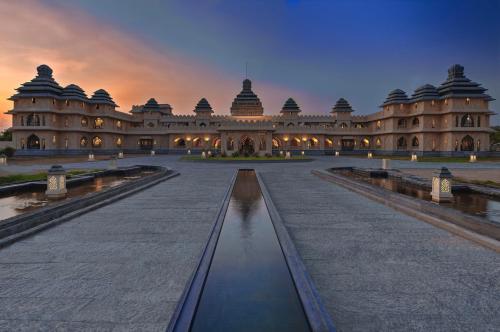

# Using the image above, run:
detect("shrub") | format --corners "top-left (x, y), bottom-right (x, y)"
top-left (243, 152), bottom-right (250, 158)
top-left (231, 151), bottom-right (239, 157)
top-left (1, 147), bottom-right (15, 157)
top-left (252, 152), bottom-right (260, 158)
top-left (221, 152), bottom-right (227, 158)
top-left (265, 153), bottom-right (272, 158)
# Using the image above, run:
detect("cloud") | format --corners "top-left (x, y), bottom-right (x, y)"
top-left (0, 0), bottom-right (320, 130)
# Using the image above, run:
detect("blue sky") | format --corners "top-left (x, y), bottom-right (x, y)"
top-left (40, 0), bottom-right (500, 122)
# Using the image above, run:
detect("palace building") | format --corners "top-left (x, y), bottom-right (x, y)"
top-left (6, 64), bottom-right (495, 156)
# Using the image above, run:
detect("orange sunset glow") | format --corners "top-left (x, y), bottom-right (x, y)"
top-left (0, 1), bottom-right (311, 130)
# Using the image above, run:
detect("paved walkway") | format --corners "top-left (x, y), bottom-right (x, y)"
top-left (0, 155), bottom-right (499, 331)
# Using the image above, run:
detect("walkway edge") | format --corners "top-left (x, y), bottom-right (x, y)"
top-left (166, 170), bottom-right (238, 332)
top-left (257, 172), bottom-right (337, 332)
top-left (312, 169), bottom-right (500, 253)
top-left (0, 168), bottom-right (179, 249)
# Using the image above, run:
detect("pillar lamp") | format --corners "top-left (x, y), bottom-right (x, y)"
top-left (201, 151), bottom-right (207, 159)
top-left (118, 151), bottom-right (124, 159)
top-left (335, 151), bottom-right (340, 157)
top-left (411, 153), bottom-right (418, 161)
top-left (285, 151), bottom-right (291, 159)
top-left (88, 152), bottom-right (95, 161)
top-left (431, 167), bottom-right (453, 203)
top-left (0, 154), bottom-right (7, 165)
top-left (382, 158), bottom-right (390, 170)
top-left (469, 154), bottom-right (477, 163)
top-left (151, 150), bottom-right (155, 156)
top-left (45, 165), bottom-right (67, 199)
top-left (367, 152), bottom-right (373, 159)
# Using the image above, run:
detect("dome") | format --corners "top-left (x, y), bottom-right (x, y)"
top-left (410, 84), bottom-right (439, 101)
top-left (281, 98), bottom-right (301, 113)
top-left (144, 98), bottom-right (160, 110)
top-left (331, 98), bottom-right (354, 112)
top-left (381, 89), bottom-right (409, 106)
top-left (230, 79), bottom-right (264, 116)
top-left (437, 64), bottom-right (493, 100)
top-left (61, 84), bottom-right (87, 102)
top-left (10, 64), bottom-right (63, 100)
top-left (194, 98), bottom-right (214, 113)
top-left (90, 89), bottom-right (118, 107)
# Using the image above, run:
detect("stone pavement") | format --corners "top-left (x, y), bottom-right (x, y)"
top-left (0, 155), bottom-right (499, 331)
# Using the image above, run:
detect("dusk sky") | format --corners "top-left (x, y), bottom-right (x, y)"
top-left (1, 0), bottom-right (499, 128)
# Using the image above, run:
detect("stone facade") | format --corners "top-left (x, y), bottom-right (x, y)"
top-left (6, 64), bottom-right (496, 156)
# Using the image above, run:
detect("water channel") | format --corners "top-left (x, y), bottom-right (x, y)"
top-left (190, 170), bottom-right (310, 331)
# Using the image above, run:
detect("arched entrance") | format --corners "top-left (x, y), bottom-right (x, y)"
top-left (239, 136), bottom-right (255, 155)
top-left (460, 135), bottom-right (474, 151)
top-left (27, 134), bottom-right (40, 149)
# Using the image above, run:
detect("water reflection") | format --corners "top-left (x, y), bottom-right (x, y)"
top-left (0, 173), bottom-right (146, 222)
top-left (336, 170), bottom-right (500, 223)
top-left (191, 170), bottom-right (310, 332)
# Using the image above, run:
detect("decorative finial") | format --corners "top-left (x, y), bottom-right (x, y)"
top-left (37, 64), bottom-right (53, 78)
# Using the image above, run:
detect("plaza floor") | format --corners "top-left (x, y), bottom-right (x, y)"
top-left (0, 155), bottom-right (499, 331)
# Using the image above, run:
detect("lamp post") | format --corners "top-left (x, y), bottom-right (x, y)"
top-left (0, 154), bottom-right (7, 166)
top-left (431, 167), bottom-right (453, 203)
top-left (45, 165), bottom-right (67, 199)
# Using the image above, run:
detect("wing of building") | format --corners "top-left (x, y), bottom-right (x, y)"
top-left (6, 64), bottom-right (496, 156)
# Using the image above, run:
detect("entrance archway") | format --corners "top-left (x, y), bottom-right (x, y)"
top-left (27, 134), bottom-right (40, 149)
top-left (239, 136), bottom-right (255, 155)
top-left (460, 135), bottom-right (474, 151)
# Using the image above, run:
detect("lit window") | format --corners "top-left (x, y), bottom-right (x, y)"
top-left (81, 117), bottom-right (88, 127)
top-left (65, 100), bottom-right (70, 106)
top-left (466, 98), bottom-right (471, 105)
top-left (94, 117), bottom-right (104, 128)
top-left (376, 120), bottom-right (381, 129)
top-left (116, 137), bottom-right (122, 147)
top-left (92, 136), bottom-right (102, 148)
top-left (80, 137), bottom-right (88, 147)
top-left (32, 98), bottom-right (36, 104)
top-left (375, 138), bottom-right (382, 148)
top-left (116, 120), bottom-right (122, 129)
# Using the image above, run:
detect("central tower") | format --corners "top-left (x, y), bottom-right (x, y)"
top-left (230, 79), bottom-right (264, 116)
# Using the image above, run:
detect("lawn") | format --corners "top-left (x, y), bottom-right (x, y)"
top-left (0, 169), bottom-right (101, 186)
top-left (348, 155), bottom-right (500, 163)
top-left (180, 155), bottom-right (312, 162)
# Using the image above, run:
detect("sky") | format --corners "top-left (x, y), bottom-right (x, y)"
top-left (0, 0), bottom-right (499, 129)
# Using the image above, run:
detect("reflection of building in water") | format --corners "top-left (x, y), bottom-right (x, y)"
top-left (7, 64), bottom-right (495, 156)
top-left (231, 170), bottom-right (262, 221)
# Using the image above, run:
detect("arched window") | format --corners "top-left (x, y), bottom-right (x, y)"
top-left (287, 122), bottom-right (294, 127)
top-left (376, 120), bottom-right (381, 129)
top-left (81, 117), bottom-right (88, 127)
top-left (199, 123), bottom-right (206, 128)
top-left (174, 138), bottom-right (186, 148)
top-left (26, 114), bottom-right (40, 126)
top-left (27, 134), bottom-right (40, 149)
top-left (412, 117), bottom-right (419, 127)
top-left (361, 138), bottom-right (370, 148)
top-left (213, 138), bottom-right (221, 149)
top-left (94, 117), bottom-right (104, 129)
top-left (397, 137), bottom-right (407, 150)
top-left (64, 137), bottom-right (69, 149)
top-left (461, 114), bottom-right (474, 127)
top-left (375, 138), bottom-right (382, 148)
top-left (192, 137), bottom-right (202, 148)
top-left (477, 116), bottom-right (481, 127)
top-left (340, 122), bottom-right (348, 128)
top-left (291, 137), bottom-right (301, 147)
top-left (397, 119), bottom-right (407, 129)
top-left (460, 135), bottom-right (474, 151)
top-left (92, 136), bottom-right (103, 148)
top-left (412, 136), bottom-right (419, 147)
top-left (272, 138), bottom-right (281, 149)
top-left (80, 137), bottom-right (88, 147)
top-left (116, 137), bottom-right (122, 147)
top-left (116, 120), bottom-right (122, 129)
top-left (455, 116), bottom-right (459, 127)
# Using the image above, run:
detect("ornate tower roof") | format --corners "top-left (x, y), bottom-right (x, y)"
top-left (144, 98), bottom-right (160, 110)
top-left (194, 98), bottom-right (214, 114)
top-left (61, 84), bottom-right (88, 102)
top-left (10, 64), bottom-right (63, 100)
top-left (437, 64), bottom-right (493, 100)
top-left (90, 89), bottom-right (118, 107)
top-left (381, 89), bottom-right (410, 106)
top-left (230, 79), bottom-right (264, 116)
top-left (280, 98), bottom-right (301, 113)
top-left (410, 84), bottom-right (439, 101)
top-left (331, 98), bottom-right (354, 113)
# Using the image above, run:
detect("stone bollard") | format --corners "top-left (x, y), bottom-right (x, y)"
top-left (335, 151), bottom-right (340, 157)
top-left (0, 154), bottom-right (7, 166)
top-left (285, 151), bottom-right (291, 159)
top-left (108, 156), bottom-right (117, 170)
top-left (150, 150), bottom-right (155, 156)
top-left (118, 151), bottom-right (124, 159)
top-left (45, 165), bottom-right (67, 199)
top-left (88, 152), bottom-right (95, 161)
top-left (187, 149), bottom-right (191, 155)
top-left (207, 151), bottom-right (212, 157)
top-left (431, 167), bottom-right (453, 203)
top-left (279, 150), bottom-right (284, 157)
top-left (201, 151), bottom-right (207, 159)
top-left (382, 158), bottom-right (390, 170)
